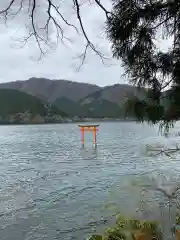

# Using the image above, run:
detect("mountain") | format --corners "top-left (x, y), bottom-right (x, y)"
top-left (0, 89), bottom-right (67, 124)
top-left (53, 97), bottom-right (82, 117)
top-left (0, 78), bottom-right (100, 103)
top-left (54, 96), bottom-right (124, 118)
top-left (79, 99), bottom-right (124, 118)
top-left (0, 78), bottom-right (146, 118)
top-left (0, 78), bottom-right (144, 106)
top-left (71, 84), bottom-right (146, 117)
top-left (79, 84), bottom-right (146, 107)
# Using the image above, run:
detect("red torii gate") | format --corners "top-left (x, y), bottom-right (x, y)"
top-left (78, 124), bottom-right (99, 148)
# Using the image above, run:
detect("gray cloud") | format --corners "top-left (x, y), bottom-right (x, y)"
top-left (0, 0), bottom-right (173, 86)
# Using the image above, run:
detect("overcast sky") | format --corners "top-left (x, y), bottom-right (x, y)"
top-left (0, 0), bottom-right (173, 87)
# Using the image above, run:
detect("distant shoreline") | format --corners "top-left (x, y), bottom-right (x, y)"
top-left (0, 118), bottom-right (136, 126)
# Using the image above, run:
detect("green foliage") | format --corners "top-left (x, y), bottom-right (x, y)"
top-left (106, 0), bottom-right (180, 132)
top-left (177, 213), bottom-right (180, 225)
top-left (89, 214), bottom-right (162, 240)
top-left (54, 96), bottom-right (126, 118)
top-left (88, 235), bottom-right (103, 240)
top-left (80, 99), bottom-right (124, 118)
top-left (0, 89), bottom-right (67, 119)
top-left (125, 96), bottom-right (165, 124)
top-left (53, 97), bottom-right (81, 117)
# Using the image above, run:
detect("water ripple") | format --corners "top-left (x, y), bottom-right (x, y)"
top-left (0, 122), bottom-right (179, 240)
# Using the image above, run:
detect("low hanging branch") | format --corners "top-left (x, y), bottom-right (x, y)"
top-left (0, 0), bottom-right (111, 65)
top-left (105, 0), bottom-right (180, 133)
top-left (146, 144), bottom-right (180, 158)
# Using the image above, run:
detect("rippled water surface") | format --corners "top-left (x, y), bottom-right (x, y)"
top-left (0, 122), bottom-right (180, 240)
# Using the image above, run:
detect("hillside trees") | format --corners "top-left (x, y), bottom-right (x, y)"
top-left (1, 0), bottom-right (180, 131)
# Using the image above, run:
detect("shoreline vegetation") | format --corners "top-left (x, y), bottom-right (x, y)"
top-left (0, 116), bottom-right (136, 125)
top-left (88, 215), bottom-right (161, 240)
top-left (0, 88), bottom-right (136, 125)
top-left (88, 213), bottom-right (180, 240)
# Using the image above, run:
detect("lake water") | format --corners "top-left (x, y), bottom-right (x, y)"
top-left (0, 122), bottom-right (180, 240)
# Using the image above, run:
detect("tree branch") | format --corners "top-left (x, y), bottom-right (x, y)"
top-left (94, 0), bottom-right (111, 19)
top-left (0, 0), bottom-right (110, 66)
top-left (0, 0), bottom-right (14, 14)
top-left (73, 0), bottom-right (107, 69)
top-left (146, 144), bottom-right (180, 158)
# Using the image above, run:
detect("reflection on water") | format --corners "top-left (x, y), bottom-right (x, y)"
top-left (80, 147), bottom-right (98, 160)
top-left (0, 122), bottom-right (180, 239)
